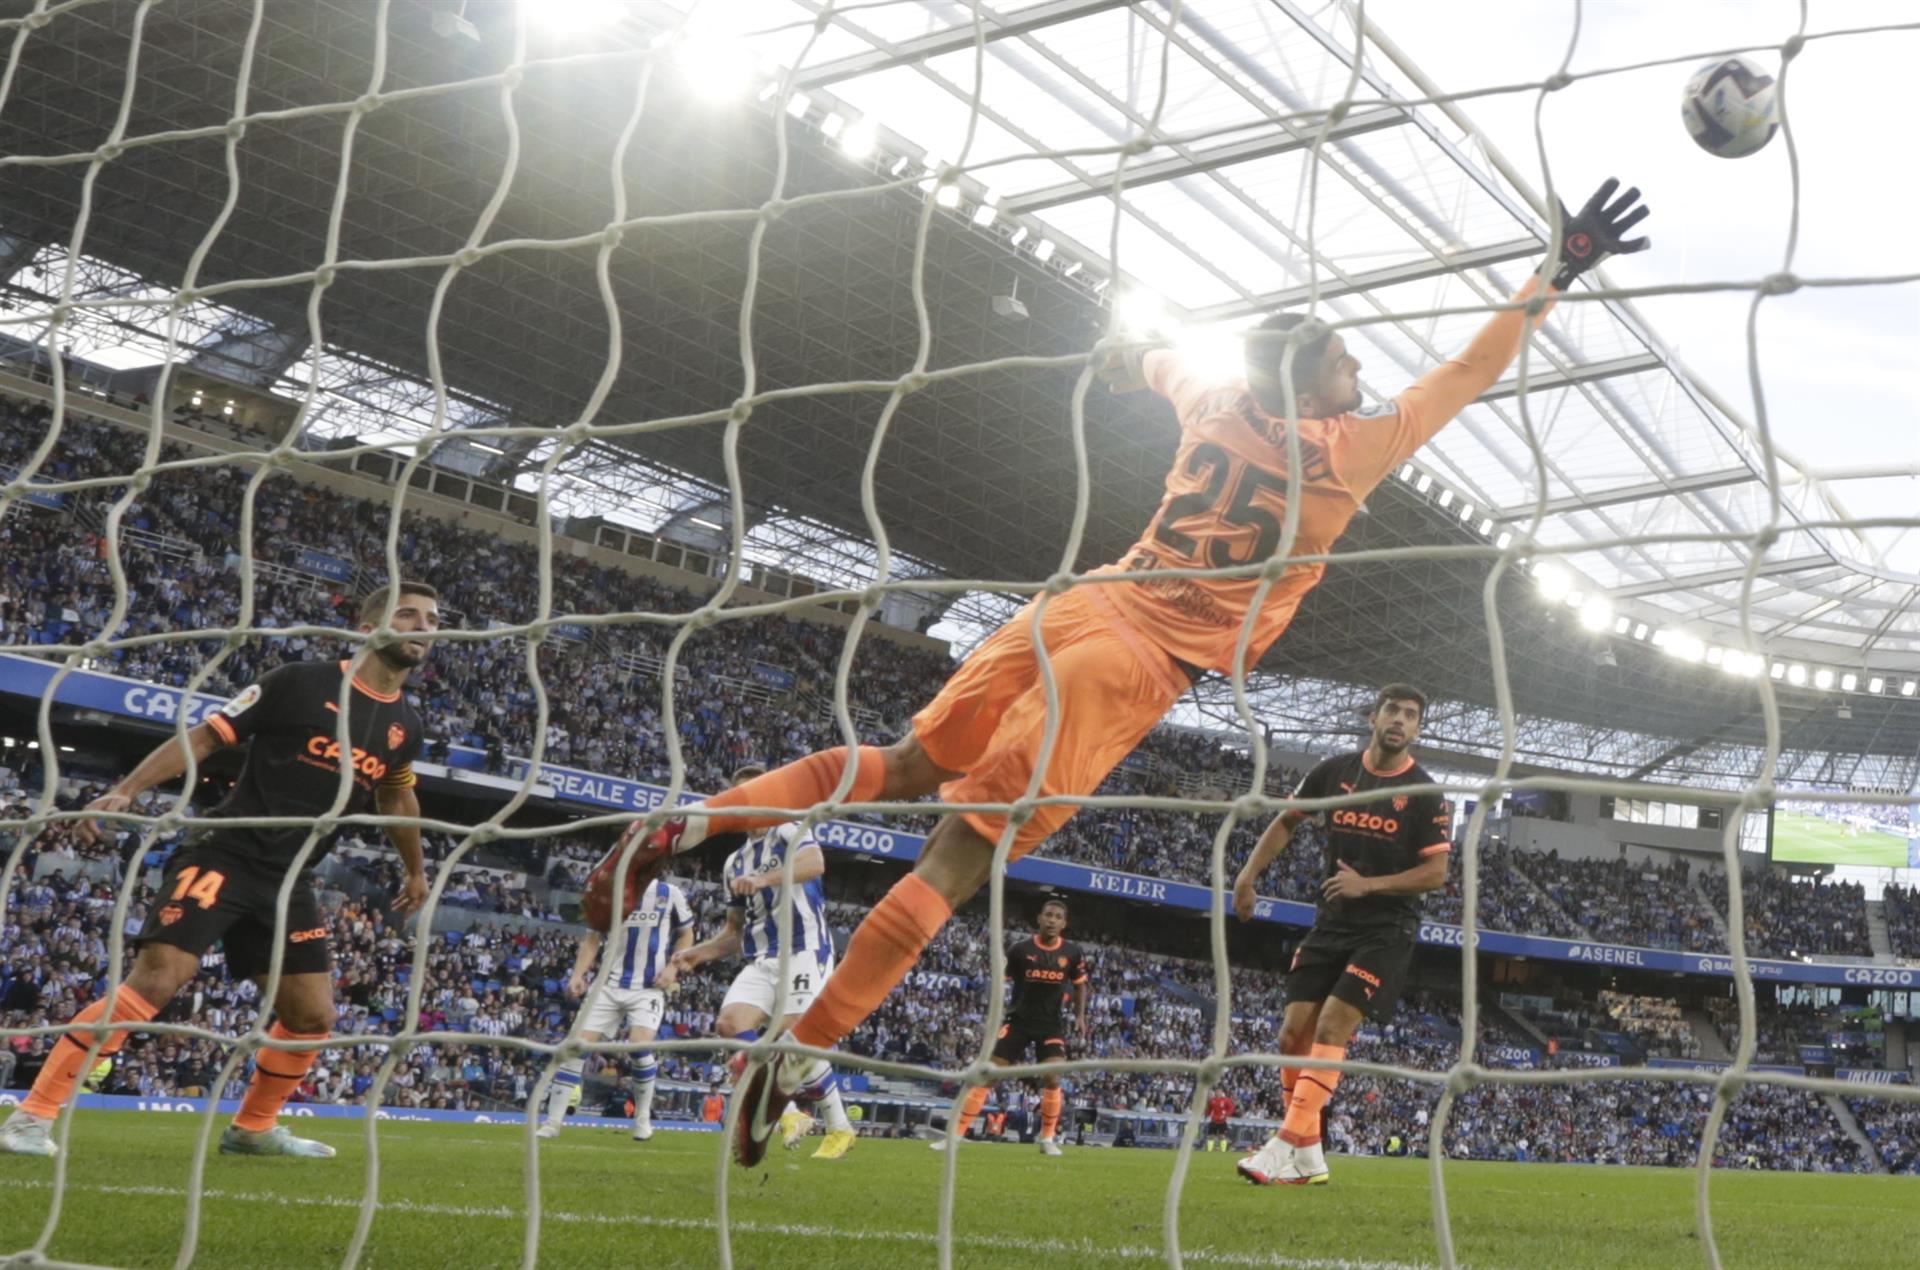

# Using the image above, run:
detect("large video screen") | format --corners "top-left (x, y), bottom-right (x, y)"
top-left (1771, 798), bottom-right (1918, 868)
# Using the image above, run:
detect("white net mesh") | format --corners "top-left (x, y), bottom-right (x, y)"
top-left (3, 1), bottom-right (1920, 1267)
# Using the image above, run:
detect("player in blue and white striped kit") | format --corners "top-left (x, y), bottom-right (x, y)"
top-left (674, 802), bottom-right (855, 1159)
top-left (537, 875), bottom-right (694, 1141)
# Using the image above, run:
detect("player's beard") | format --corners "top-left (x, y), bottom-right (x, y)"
top-left (374, 639), bottom-right (427, 672)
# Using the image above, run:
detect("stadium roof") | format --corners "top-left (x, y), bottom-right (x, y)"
top-left (1, 0), bottom-right (1914, 784)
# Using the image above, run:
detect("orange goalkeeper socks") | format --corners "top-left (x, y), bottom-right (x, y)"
top-left (790, 873), bottom-right (951, 1051)
top-left (697, 745), bottom-right (890, 839)
top-left (1279, 1042), bottom-right (1346, 1147)
top-left (1040, 1087), bottom-right (1064, 1139)
top-left (22, 985), bottom-right (158, 1119)
top-left (232, 1022), bottom-right (327, 1132)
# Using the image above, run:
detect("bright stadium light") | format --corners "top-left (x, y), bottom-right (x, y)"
top-left (839, 117), bottom-right (878, 159)
top-left (675, 34), bottom-right (756, 99)
top-left (1904, 680), bottom-right (1918, 697)
top-left (932, 181), bottom-right (961, 208)
top-left (1705, 645), bottom-right (1724, 666)
top-left (1787, 663), bottom-right (1807, 686)
top-left (1532, 562), bottom-right (1571, 602)
top-left (1032, 239), bottom-right (1056, 263)
top-left (537, 0), bottom-right (622, 34)
top-left (1578, 595), bottom-right (1612, 632)
top-left (1415, 473), bottom-right (1433, 493)
top-left (1770, 661), bottom-right (1786, 680)
top-left (1869, 676), bottom-right (1885, 694)
top-left (1632, 623), bottom-right (1649, 640)
top-left (1669, 633), bottom-right (1705, 663)
top-left (971, 202), bottom-right (997, 227)
top-left (1174, 323), bottom-right (1249, 381)
top-left (1496, 532), bottom-right (1513, 549)
top-left (1613, 615), bottom-right (1631, 635)
top-left (1813, 667), bottom-right (1835, 690)
top-left (820, 113), bottom-right (846, 139)
top-left (1564, 590), bottom-right (1584, 609)
top-left (1117, 289), bottom-right (1168, 333)
top-left (1437, 488), bottom-right (1454, 508)
top-left (785, 91), bottom-right (812, 119)
top-left (1840, 672), bottom-right (1858, 692)
top-left (1480, 517), bottom-right (1495, 536)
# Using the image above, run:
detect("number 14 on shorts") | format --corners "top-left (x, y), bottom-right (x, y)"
top-left (169, 865), bottom-right (226, 909)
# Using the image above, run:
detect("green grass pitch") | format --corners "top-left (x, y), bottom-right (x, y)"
top-left (1771, 811), bottom-right (1911, 868)
top-left (3, 1116), bottom-right (1917, 1268)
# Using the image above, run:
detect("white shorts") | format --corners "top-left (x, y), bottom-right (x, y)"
top-left (579, 985), bottom-right (666, 1038)
top-left (721, 950), bottom-right (835, 1019)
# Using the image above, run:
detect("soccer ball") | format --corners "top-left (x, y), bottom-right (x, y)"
top-left (1680, 56), bottom-right (1778, 158)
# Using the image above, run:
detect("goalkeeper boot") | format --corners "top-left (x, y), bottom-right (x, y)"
top-left (0, 1108), bottom-right (57, 1158)
top-left (535, 1122), bottom-right (561, 1140)
top-left (1235, 1138), bottom-right (1292, 1186)
top-left (733, 1050), bottom-right (831, 1168)
top-left (1275, 1140), bottom-right (1330, 1186)
top-left (220, 1124), bottom-right (336, 1159)
top-left (812, 1128), bottom-right (856, 1160)
top-left (632, 1115), bottom-right (654, 1142)
top-left (779, 1109), bottom-right (813, 1150)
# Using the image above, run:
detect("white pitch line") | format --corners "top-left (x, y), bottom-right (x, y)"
top-left (0, 1177), bottom-right (1443, 1270)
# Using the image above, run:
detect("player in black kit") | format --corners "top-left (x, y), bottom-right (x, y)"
top-left (933, 897), bottom-right (1088, 1156)
top-left (0, 583), bottom-right (438, 1161)
top-left (1231, 684), bottom-right (1450, 1186)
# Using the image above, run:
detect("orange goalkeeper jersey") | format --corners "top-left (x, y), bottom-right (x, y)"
top-left (1100, 281), bottom-right (1547, 674)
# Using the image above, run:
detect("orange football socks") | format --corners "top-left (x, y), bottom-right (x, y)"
top-left (695, 745), bottom-right (889, 840)
top-left (791, 873), bottom-right (951, 1050)
top-left (21, 985), bottom-right (158, 1119)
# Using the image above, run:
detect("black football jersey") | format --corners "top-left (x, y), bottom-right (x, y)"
top-left (1005, 934), bottom-right (1089, 1027)
top-left (1295, 750), bottom-right (1451, 934)
top-left (198, 660), bottom-right (422, 868)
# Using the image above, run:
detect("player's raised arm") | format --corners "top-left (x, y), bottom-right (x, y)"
top-left (1331, 178), bottom-right (1651, 492)
top-left (75, 721), bottom-right (231, 846)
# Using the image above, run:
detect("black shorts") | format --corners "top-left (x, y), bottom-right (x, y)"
top-left (136, 844), bottom-right (332, 980)
top-left (1282, 925), bottom-right (1415, 1022)
top-left (992, 1018), bottom-right (1068, 1064)
top-left (1205, 1120), bottom-right (1231, 1138)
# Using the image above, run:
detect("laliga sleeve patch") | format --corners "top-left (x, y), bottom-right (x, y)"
top-left (1352, 401), bottom-right (1397, 419)
top-left (219, 683), bottom-right (263, 719)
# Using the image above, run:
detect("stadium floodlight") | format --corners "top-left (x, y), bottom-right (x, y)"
top-left (1008, 225), bottom-right (1030, 248)
top-left (1613, 615), bottom-right (1631, 635)
top-left (1496, 532), bottom-right (1513, 549)
top-left (933, 181), bottom-right (961, 208)
top-left (1399, 464), bottom-right (1416, 482)
top-left (1787, 663), bottom-right (1808, 686)
top-left (820, 113), bottom-right (845, 139)
top-left (1706, 645), bottom-right (1724, 666)
top-left (1905, 680), bottom-right (1918, 697)
top-left (1770, 661), bottom-right (1787, 680)
top-left (1813, 668), bottom-right (1835, 691)
top-left (1669, 633), bottom-right (1705, 663)
top-left (1480, 517), bottom-right (1495, 536)
top-left (1532, 562), bottom-right (1572, 602)
top-left (971, 202), bottom-right (997, 228)
top-left (1564, 589), bottom-right (1584, 609)
top-left (839, 117), bottom-right (878, 159)
top-left (1632, 623), bottom-right (1648, 640)
top-left (1032, 239), bottom-right (1056, 264)
top-left (1061, 260), bottom-right (1083, 279)
top-left (1116, 289), bottom-right (1169, 333)
top-left (1436, 488), bottom-right (1454, 508)
top-left (1459, 502), bottom-right (1476, 522)
top-left (785, 91), bottom-right (812, 119)
top-left (1415, 473), bottom-right (1433, 493)
top-left (1869, 677), bottom-right (1884, 694)
top-left (1840, 672), bottom-right (1858, 692)
top-left (1578, 595), bottom-right (1613, 632)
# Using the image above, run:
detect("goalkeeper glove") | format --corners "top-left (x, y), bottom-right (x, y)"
top-left (1551, 177), bottom-right (1651, 289)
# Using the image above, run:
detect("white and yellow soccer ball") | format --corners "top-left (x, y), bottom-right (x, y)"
top-left (1681, 55), bottom-right (1779, 158)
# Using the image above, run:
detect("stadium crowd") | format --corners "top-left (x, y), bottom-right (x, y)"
top-left (1701, 867), bottom-right (1873, 960)
top-left (4, 840), bottom-right (1905, 1175)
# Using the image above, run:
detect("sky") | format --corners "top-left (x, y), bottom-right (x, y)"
top-left (1363, 0), bottom-right (1920, 568)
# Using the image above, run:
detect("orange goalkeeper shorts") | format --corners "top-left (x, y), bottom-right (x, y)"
top-left (910, 584), bottom-right (1191, 859)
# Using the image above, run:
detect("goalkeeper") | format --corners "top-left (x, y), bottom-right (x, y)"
top-left (630, 180), bottom-right (1651, 1165)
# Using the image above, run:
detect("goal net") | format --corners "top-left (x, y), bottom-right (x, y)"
top-left (3, 1), bottom-right (1918, 1267)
